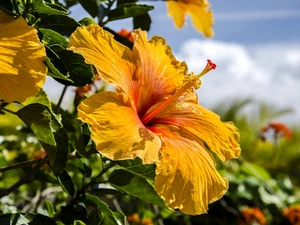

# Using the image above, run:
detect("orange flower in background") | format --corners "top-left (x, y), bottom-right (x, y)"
top-left (0, 10), bottom-right (47, 103)
top-left (261, 122), bottom-right (292, 140)
top-left (68, 25), bottom-right (240, 215)
top-left (166, 0), bottom-right (214, 37)
top-left (238, 207), bottom-right (267, 225)
top-left (283, 205), bottom-right (300, 225)
top-left (127, 214), bottom-right (153, 225)
top-left (117, 29), bottom-right (134, 43)
top-left (74, 72), bottom-right (101, 98)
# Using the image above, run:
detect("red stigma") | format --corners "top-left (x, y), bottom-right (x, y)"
top-left (207, 59), bottom-right (216, 70)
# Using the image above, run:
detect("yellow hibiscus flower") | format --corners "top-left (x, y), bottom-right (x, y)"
top-left (68, 25), bottom-right (240, 215)
top-left (166, 0), bottom-right (214, 37)
top-left (0, 10), bottom-right (47, 103)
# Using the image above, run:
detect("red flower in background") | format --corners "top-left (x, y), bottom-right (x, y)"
top-left (261, 122), bottom-right (292, 140)
top-left (117, 29), bottom-right (134, 43)
top-left (284, 205), bottom-right (300, 225)
top-left (238, 207), bottom-right (267, 225)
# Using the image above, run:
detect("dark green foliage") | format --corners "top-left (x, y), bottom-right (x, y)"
top-left (108, 3), bottom-right (154, 21)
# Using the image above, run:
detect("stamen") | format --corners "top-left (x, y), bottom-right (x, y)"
top-left (195, 59), bottom-right (216, 79)
top-left (141, 60), bottom-right (216, 125)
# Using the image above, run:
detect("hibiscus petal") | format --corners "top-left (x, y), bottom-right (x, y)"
top-left (152, 93), bottom-right (241, 161)
top-left (78, 91), bottom-right (161, 164)
top-left (68, 25), bottom-right (135, 94)
top-left (187, 2), bottom-right (214, 37)
top-left (151, 125), bottom-right (228, 215)
top-left (166, 1), bottom-right (214, 37)
top-left (131, 30), bottom-right (187, 115)
top-left (166, 1), bottom-right (186, 29)
top-left (0, 11), bottom-right (47, 103)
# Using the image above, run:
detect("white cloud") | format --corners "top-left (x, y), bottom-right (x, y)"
top-left (176, 40), bottom-right (300, 122)
top-left (43, 37), bottom-right (300, 123)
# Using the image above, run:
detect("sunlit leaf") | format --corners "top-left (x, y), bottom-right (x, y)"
top-left (240, 161), bottom-right (272, 180)
top-left (118, 158), bottom-right (156, 180)
top-left (109, 170), bottom-right (165, 207)
top-left (45, 200), bottom-right (55, 218)
top-left (40, 28), bottom-right (69, 48)
top-left (32, 0), bottom-right (68, 15)
top-left (17, 103), bottom-right (69, 172)
top-left (74, 220), bottom-right (86, 225)
top-left (23, 89), bottom-right (52, 109)
top-left (0, 213), bottom-right (56, 225)
top-left (79, 17), bottom-right (97, 26)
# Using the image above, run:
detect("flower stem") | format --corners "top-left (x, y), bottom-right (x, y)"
top-left (0, 107), bottom-right (17, 115)
top-left (0, 158), bottom-right (43, 173)
top-left (0, 157), bottom-right (48, 198)
top-left (0, 149), bottom-right (97, 173)
top-left (55, 85), bottom-right (68, 114)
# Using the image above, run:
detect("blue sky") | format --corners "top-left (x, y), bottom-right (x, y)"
top-left (47, 1), bottom-right (300, 123)
top-left (97, 0), bottom-right (300, 50)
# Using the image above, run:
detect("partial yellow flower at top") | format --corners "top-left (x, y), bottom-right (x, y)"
top-left (0, 10), bottom-right (47, 103)
top-left (166, 0), bottom-right (214, 37)
top-left (68, 25), bottom-right (240, 215)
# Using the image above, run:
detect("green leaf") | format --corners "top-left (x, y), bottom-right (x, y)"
top-left (117, 0), bottom-right (137, 6)
top-left (103, 27), bottom-right (133, 49)
top-left (80, 194), bottom-right (126, 225)
top-left (45, 200), bottom-right (55, 218)
top-left (0, 0), bottom-right (13, 12)
top-left (74, 123), bottom-right (90, 158)
top-left (48, 44), bottom-right (94, 86)
top-left (90, 184), bottom-right (122, 196)
top-left (88, 208), bottom-right (102, 225)
top-left (60, 205), bottom-right (88, 225)
top-left (71, 159), bottom-right (92, 177)
top-left (241, 161), bottom-right (272, 180)
top-left (17, 104), bottom-right (55, 145)
top-left (79, 17), bottom-right (97, 26)
top-left (34, 171), bottom-right (58, 184)
top-left (118, 158), bottom-right (156, 180)
top-left (133, 12), bottom-right (151, 31)
top-left (40, 28), bottom-right (69, 48)
top-left (23, 89), bottom-right (52, 109)
top-left (109, 170), bottom-right (165, 207)
top-left (17, 103), bottom-right (69, 173)
top-left (32, 0), bottom-right (68, 15)
top-left (55, 170), bottom-right (75, 197)
top-left (0, 213), bottom-right (56, 225)
top-left (37, 15), bottom-right (80, 37)
top-left (44, 57), bottom-right (74, 84)
top-left (108, 3), bottom-right (154, 21)
top-left (74, 221), bottom-right (86, 225)
top-left (64, 0), bottom-right (78, 9)
top-left (78, 0), bottom-right (99, 18)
